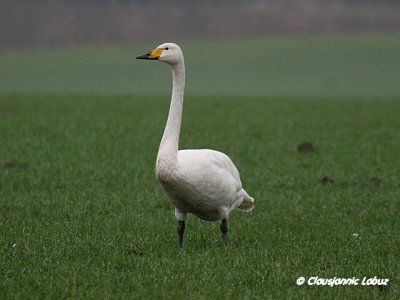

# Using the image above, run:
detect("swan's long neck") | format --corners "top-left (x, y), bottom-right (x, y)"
top-left (157, 60), bottom-right (185, 166)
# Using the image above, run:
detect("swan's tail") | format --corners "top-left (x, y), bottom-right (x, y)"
top-left (238, 189), bottom-right (255, 212)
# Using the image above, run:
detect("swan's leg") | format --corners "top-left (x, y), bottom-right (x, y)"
top-left (177, 221), bottom-right (185, 247)
top-left (220, 219), bottom-right (228, 245)
top-left (175, 208), bottom-right (186, 247)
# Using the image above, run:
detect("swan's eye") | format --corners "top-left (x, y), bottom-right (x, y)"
top-left (165, 47), bottom-right (169, 50)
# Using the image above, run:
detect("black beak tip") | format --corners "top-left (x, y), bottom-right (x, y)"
top-left (136, 52), bottom-right (159, 60)
top-left (136, 54), bottom-right (148, 60)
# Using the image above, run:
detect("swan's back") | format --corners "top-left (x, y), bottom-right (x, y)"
top-left (179, 149), bottom-right (241, 183)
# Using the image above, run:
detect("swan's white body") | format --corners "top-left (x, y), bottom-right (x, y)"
top-left (157, 149), bottom-right (254, 221)
top-left (137, 42), bottom-right (254, 245)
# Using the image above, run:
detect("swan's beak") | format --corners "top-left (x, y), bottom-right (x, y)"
top-left (136, 48), bottom-right (163, 60)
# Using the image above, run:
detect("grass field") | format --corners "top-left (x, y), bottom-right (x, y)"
top-left (1, 95), bottom-right (399, 299)
top-left (1, 34), bottom-right (400, 299)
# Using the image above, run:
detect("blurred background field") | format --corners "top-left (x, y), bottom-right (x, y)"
top-left (0, 33), bottom-right (400, 97)
top-left (1, 0), bottom-right (400, 98)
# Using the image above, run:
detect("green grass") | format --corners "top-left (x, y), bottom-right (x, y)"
top-left (0, 33), bottom-right (400, 97)
top-left (1, 94), bottom-right (399, 299)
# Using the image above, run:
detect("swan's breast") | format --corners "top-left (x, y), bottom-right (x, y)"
top-left (155, 158), bottom-right (177, 185)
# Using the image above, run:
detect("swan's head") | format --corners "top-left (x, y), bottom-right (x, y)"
top-left (136, 42), bottom-right (183, 65)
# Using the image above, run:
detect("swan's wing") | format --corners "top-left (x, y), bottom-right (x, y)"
top-left (178, 149), bottom-right (240, 177)
top-left (175, 149), bottom-right (243, 212)
top-left (178, 149), bottom-right (241, 186)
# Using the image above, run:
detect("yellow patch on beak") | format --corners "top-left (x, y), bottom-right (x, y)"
top-left (149, 48), bottom-right (163, 59)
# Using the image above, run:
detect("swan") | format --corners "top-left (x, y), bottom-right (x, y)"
top-left (137, 43), bottom-right (254, 247)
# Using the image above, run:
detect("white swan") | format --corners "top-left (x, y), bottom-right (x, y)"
top-left (137, 43), bottom-right (254, 247)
